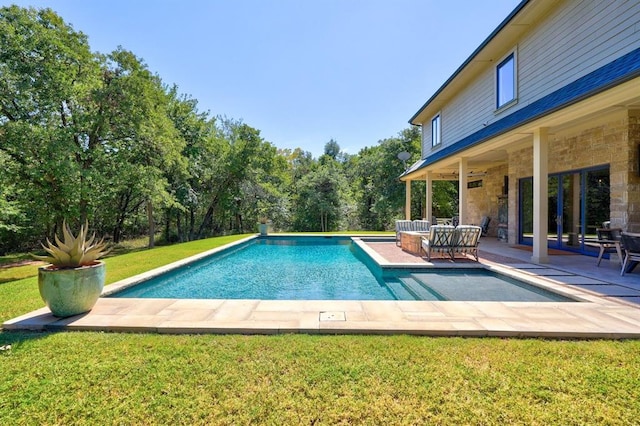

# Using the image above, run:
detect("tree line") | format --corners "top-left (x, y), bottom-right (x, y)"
top-left (0, 6), bottom-right (457, 254)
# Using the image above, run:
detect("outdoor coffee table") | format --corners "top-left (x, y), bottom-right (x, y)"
top-left (400, 231), bottom-right (426, 255)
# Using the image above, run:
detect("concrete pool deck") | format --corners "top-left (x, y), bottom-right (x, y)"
top-left (4, 235), bottom-right (640, 338)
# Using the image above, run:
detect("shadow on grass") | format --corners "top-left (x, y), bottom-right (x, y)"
top-left (0, 330), bottom-right (53, 348)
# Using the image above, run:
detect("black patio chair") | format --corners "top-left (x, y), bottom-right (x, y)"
top-left (479, 216), bottom-right (491, 236)
top-left (596, 228), bottom-right (623, 267)
top-left (620, 232), bottom-right (640, 276)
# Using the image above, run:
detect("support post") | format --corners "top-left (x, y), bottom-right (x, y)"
top-left (532, 128), bottom-right (549, 263)
top-left (458, 158), bottom-right (468, 225)
top-left (405, 179), bottom-right (411, 220)
top-left (425, 171), bottom-right (433, 222)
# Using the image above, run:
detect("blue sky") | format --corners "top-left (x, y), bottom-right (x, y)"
top-left (5, 0), bottom-right (521, 157)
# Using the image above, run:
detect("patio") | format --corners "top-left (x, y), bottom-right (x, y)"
top-left (4, 235), bottom-right (640, 338)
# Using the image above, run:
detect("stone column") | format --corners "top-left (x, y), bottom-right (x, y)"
top-left (532, 128), bottom-right (549, 263)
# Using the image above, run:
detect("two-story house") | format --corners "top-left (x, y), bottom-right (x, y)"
top-left (402, 0), bottom-right (640, 263)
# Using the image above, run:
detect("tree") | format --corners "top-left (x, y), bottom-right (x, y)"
top-left (195, 118), bottom-right (263, 238)
top-left (292, 163), bottom-right (345, 231)
top-left (0, 4), bottom-right (465, 253)
top-left (324, 139), bottom-right (341, 159)
top-left (164, 88), bottom-right (215, 242)
top-left (348, 127), bottom-right (421, 230)
top-left (0, 5), bottom-right (100, 240)
top-left (86, 48), bottom-right (185, 246)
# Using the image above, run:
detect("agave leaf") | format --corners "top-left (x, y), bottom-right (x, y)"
top-left (84, 243), bottom-right (110, 263)
top-left (54, 247), bottom-right (72, 265)
top-left (77, 222), bottom-right (87, 246)
top-left (69, 252), bottom-right (84, 266)
top-left (41, 239), bottom-right (72, 267)
top-left (86, 232), bottom-right (96, 247)
top-left (49, 245), bottom-right (72, 266)
top-left (62, 220), bottom-right (75, 248)
top-left (67, 235), bottom-right (82, 259)
top-left (42, 241), bottom-right (60, 257)
top-left (35, 220), bottom-right (109, 267)
top-left (31, 253), bottom-right (57, 264)
top-left (54, 234), bottom-right (72, 252)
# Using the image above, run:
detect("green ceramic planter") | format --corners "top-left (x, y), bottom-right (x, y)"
top-left (38, 261), bottom-right (105, 318)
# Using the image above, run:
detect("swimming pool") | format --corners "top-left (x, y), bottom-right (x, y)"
top-left (110, 236), bottom-right (574, 302)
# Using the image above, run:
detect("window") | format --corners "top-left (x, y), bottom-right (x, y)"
top-left (496, 52), bottom-right (516, 109)
top-left (431, 114), bottom-right (441, 147)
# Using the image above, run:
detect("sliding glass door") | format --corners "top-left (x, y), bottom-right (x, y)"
top-left (519, 166), bottom-right (609, 255)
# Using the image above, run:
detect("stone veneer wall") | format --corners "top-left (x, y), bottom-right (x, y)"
top-left (506, 111), bottom-right (640, 243)
top-left (465, 164), bottom-right (508, 237)
top-left (627, 111), bottom-right (640, 232)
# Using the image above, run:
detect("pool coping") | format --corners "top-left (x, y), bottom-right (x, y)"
top-left (4, 234), bottom-right (640, 338)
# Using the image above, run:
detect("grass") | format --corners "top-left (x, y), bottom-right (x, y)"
top-left (1, 233), bottom-right (639, 424)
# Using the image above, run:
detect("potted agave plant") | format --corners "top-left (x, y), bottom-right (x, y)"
top-left (33, 221), bottom-right (110, 318)
top-left (258, 217), bottom-right (270, 236)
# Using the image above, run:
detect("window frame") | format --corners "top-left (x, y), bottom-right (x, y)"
top-left (495, 50), bottom-right (517, 110)
top-left (431, 113), bottom-right (441, 148)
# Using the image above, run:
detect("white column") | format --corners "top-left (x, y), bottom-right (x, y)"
top-left (405, 179), bottom-right (411, 220)
top-left (425, 171), bottom-right (433, 222)
top-left (532, 128), bottom-right (549, 263)
top-left (458, 158), bottom-right (468, 225)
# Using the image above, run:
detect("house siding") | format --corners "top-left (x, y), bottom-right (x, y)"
top-left (422, 0), bottom-right (640, 157)
top-left (517, 0), bottom-right (640, 110)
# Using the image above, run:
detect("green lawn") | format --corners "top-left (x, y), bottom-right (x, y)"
top-left (1, 234), bottom-right (639, 424)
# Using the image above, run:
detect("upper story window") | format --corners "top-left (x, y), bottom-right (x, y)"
top-left (496, 51), bottom-right (516, 109)
top-left (431, 113), bottom-right (441, 147)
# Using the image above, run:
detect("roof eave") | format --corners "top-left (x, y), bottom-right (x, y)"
top-left (409, 0), bottom-right (531, 126)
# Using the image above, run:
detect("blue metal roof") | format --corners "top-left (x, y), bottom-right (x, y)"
top-left (405, 46), bottom-right (640, 176)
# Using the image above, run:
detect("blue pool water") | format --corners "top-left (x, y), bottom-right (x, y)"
top-left (114, 237), bottom-right (394, 300)
top-left (111, 237), bottom-right (574, 302)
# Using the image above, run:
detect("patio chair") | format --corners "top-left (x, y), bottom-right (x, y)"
top-left (620, 232), bottom-right (640, 276)
top-left (421, 225), bottom-right (456, 261)
top-left (413, 220), bottom-right (430, 234)
top-left (479, 216), bottom-right (491, 236)
top-left (395, 220), bottom-right (414, 246)
top-left (596, 228), bottom-right (623, 267)
top-left (434, 217), bottom-right (453, 226)
top-left (452, 225), bottom-right (482, 261)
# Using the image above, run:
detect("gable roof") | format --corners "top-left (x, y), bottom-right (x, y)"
top-left (403, 46), bottom-right (640, 176)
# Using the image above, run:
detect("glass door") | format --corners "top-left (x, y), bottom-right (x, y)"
top-left (518, 166), bottom-right (609, 255)
top-left (557, 172), bottom-right (583, 251)
top-left (584, 168), bottom-right (611, 256)
top-left (519, 178), bottom-right (533, 245)
top-left (547, 175), bottom-right (561, 248)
